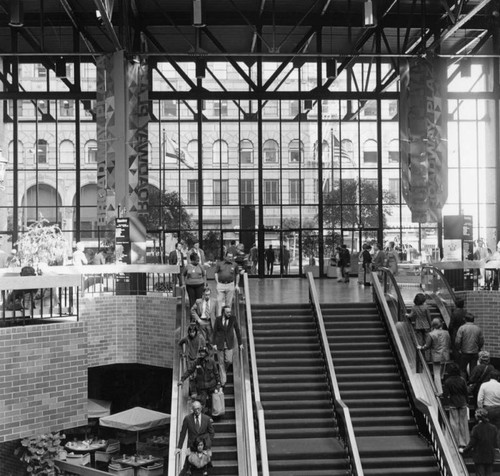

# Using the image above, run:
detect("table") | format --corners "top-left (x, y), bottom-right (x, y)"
top-left (65, 440), bottom-right (107, 467)
top-left (112, 455), bottom-right (163, 475)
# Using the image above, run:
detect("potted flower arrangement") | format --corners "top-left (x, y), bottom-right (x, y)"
top-left (16, 218), bottom-right (69, 268)
top-left (15, 431), bottom-right (66, 475)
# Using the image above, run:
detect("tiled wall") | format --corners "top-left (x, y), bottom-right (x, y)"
top-left (0, 294), bottom-right (178, 447)
top-left (459, 291), bottom-right (500, 356)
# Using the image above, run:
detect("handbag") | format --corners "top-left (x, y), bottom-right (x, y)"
top-left (211, 389), bottom-right (225, 417)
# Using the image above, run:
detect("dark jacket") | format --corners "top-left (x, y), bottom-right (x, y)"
top-left (463, 421), bottom-right (498, 464)
top-left (443, 375), bottom-right (468, 408)
top-left (177, 412), bottom-right (215, 450)
top-left (213, 314), bottom-right (242, 350)
top-left (181, 355), bottom-right (220, 391)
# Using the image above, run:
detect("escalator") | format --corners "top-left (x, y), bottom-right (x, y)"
top-left (211, 372), bottom-right (238, 475)
top-left (252, 303), bottom-right (349, 476)
top-left (322, 301), bottom-right (440, 475)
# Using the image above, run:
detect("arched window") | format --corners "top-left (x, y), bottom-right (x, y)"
top-left (313, 140), bottom-right (329, 163)
top-left (239, 139), bottom-right (254, 164)
top-left (187, 140), bottom-right (199, 166)
top-left (212, 140), bottom-right (228, 165)
top-left (36, 139), bottom-right (48, 164)
top-left (263, 139), bottom-right (279, 163)
top-left (59, 140), bottom-right (74, 164)
top-left (289, 139), bottom-right (304, 163)
top-left (8, 140), bottom-right (23, 163)
top-left (84, 140), bottom-right (98, 164)
top-left (363, 139), bottom-right (377, 164)
top-left (388, 139), bottom-right (399, 164)
top-left (22, 184), bottom-right (62, 225)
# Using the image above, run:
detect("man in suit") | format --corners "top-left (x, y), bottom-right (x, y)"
top-left (176, 400), bottom-right (215, 454)
top-left (190, 288), bottom-right (218, 345)
top-left (168, 242), bottom-right (185, 289)
top-left (213, 305), bottom-right (243, 387)
top-left (190, 240), bottom-right (206, 266)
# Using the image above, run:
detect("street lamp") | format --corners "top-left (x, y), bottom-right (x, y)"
top-left (0, 148), bottom-right (7, 191)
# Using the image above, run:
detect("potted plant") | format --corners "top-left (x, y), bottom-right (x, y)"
top-left (16, 218), bottom-right (69, 268)
top-left (15, 431), bottom-right (66, 475)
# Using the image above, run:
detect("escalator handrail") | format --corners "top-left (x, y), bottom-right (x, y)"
top-left (168, 288), bottom-right (189, 476)
top-left (421, 265), bottom-right (458, 306)
top-left (307, 272), bottom-right (364, 476)
top-left (372, 270), bottom-right (469, 476)
top-left (234, 280), bottom-right (259, 476)
top-left (243, 272), bottom-right (270, 476)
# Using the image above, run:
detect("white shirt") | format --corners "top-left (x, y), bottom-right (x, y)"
top-left (477, 379), bottom-right (500, 408)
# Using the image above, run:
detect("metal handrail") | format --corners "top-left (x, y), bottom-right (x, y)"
top-left (168, 288), bottom-right (188, 476)
top-left (234, 282), bottom-right (259, 476)
top-left (372, 269), bottom-right (469, 476)
top-left (307, 272), bottom-right (364, 476)
top-left (421, 265), bottom-right (458, 305)
top-left (243, 272), bottom-right (270, 476)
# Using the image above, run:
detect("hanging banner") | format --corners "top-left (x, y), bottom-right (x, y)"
top-left (400, 56), bottom-right (448, 223)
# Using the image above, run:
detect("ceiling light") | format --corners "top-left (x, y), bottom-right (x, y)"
top-left (9, 0), bottom-right (23, 27)
top-left (326, 59), bottom-right (337, 79)
top-left (195, 58), bottom-right (206, 79)
top-left (193, 0), bottom-right (205, 28)
top-left (364, 0), bottom-right (375, 27)
top-left (55, 58), bottom-right (67, 78)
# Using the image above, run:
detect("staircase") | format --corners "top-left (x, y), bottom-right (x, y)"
top-left (211, 371), bottom-right (237, 475)
top-left (252, 303), bottom-right (348, 476)
top-left (322, 302), bottom-right (440, 476)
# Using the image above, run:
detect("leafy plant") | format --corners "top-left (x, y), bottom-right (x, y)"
top-left (16, 219), bottom-right (69, 266)
top-left (15, 431), bottom-right (65, 475)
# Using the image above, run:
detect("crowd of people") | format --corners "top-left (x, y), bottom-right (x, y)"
top-left (407, 292), bottom-right (500, 473)
top-left (174, 241), bottom-right (245, 476)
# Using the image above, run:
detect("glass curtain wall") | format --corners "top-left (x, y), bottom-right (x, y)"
top-left (0, 58), bottom-right (497, 275)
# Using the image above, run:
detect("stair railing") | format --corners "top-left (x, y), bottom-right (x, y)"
top-left (168, 287), bottom-right (190, 476)
top-left (420, 265), bottom-right (458, 305)
top-left (307, 272), bottom-right (364, 476)
top-left (371, 269), bottom-right (469, 476)
top-left (242, 272), bottom-right (270, 476)
top-left (233, 279), bottom-right (259, 476)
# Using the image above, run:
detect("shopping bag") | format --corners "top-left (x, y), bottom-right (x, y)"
top-left (211, 389), bottom-right (225, 417)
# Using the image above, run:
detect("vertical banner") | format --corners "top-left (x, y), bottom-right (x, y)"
top-left (126, 61), bottom-right (149, 220)
top-left (400, 56), bottom-right (448, 223)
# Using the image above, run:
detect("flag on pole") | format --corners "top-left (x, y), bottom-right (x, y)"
top-left (332, 134), bottom-right (353, 165)
top-left (165, 136), bottom-right (196, 169)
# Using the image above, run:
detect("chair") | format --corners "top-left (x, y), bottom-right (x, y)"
top-left (108, 464), bottom-right (134, 476)
top-left (95, 439), bottom-right (121, 463)
top-left (66, 452), bottom-right (90, 466)
top-left (137, 463), bottom-right (164, 476)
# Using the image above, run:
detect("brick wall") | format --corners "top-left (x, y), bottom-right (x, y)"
top-left (459, 291), bottom-right (500, 357)
top-left (0, 294), bottom-right (178, 447)
top-left (81, 295), bottom-right (177, 368)
top-left (0, 323), bottom-right (88, 443)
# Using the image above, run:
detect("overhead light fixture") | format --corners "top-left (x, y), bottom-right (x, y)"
top-left (193, 0), bottom-right (205, 28)
top-left (460, 58), bottom-right (471, 78)
top-left (363, 0), bottom-right (375, 27)
top-left (55, 58), bottom-right (67, 78)
top-left (9, 0), bottom-right (23, 27)
top-left (326, 59), bottom-right (337, 79)
top-left (195, 58), bottom-right (206, 79)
